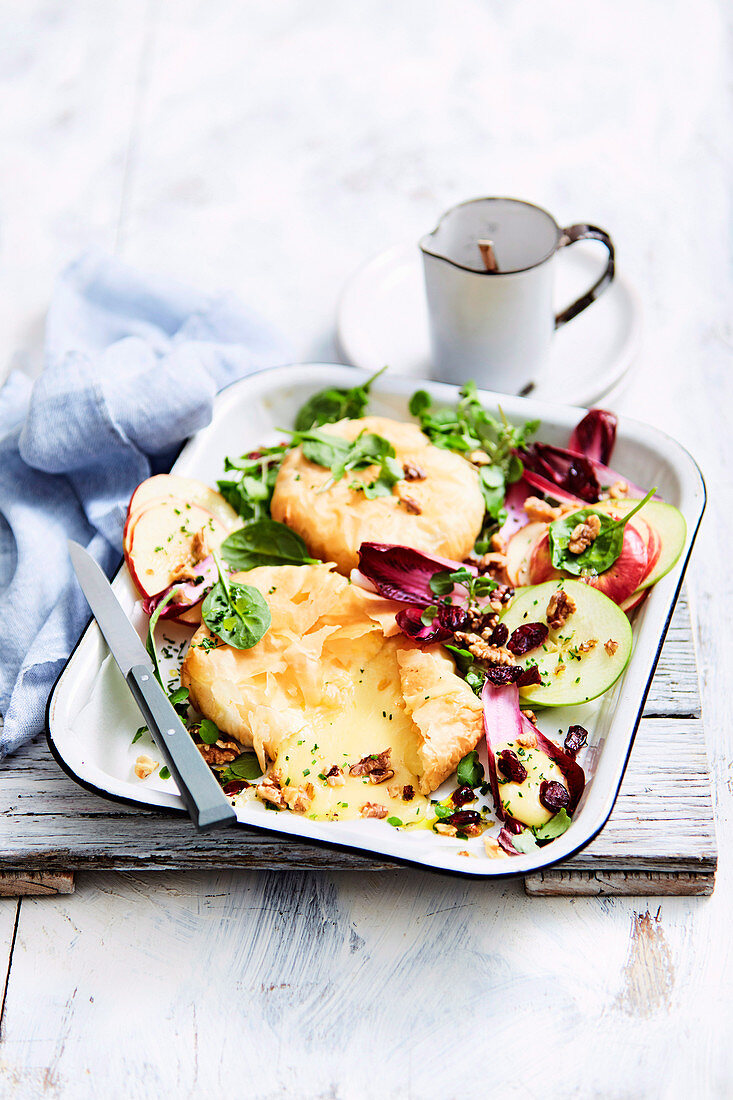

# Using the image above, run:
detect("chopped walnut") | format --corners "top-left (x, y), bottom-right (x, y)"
top-left (524, 496), bottom-right (563, 523)
top-left (402, 460), bottom-right (426, 481)
top-left (554, 663), bottom-right (567, 676)
top-left (454, 632), bottom-right (516, 666)
top-left (484, 838), bottom-right (510, 859)
top-left (457, 850), bottom-right (478, 858)
top-left (568, 513), bottom-right (602, 554)
top-left (605, 638), bottom-right (619, 656)
top-left (521, 709), bottom-right (537, 724)
top-left (546, 589), bottom-right (577, 629)
top-left (608, 480), bottom-right (629, 499)
top-left (360, 802), bottom-right (388, 819)
top-left (469, 552), bottom-right (509, 581)
top-left (517, 731), bottom-right (538, 749)
top-left (349, 749), bottom-right (394, 784)
top-left (291, 784), bottom-right (314, 814)
top-left (434, 822), bottom-right (458, 837)
top-left (325, 765), bottom-right (345, 787)
top-left (197, 740), bottom-right (241, 766)
top-left (490, 533), bottom-right (508, 554)
top-left (134, 754), bottom-right (158, 780)
top-left (468, 449), bottom-right (491, 466)
top-left (578, 638), bottom-right (597, 654)
top-left (398, 493), bottom-right (422, 515)
top-left (256, 778), bottom-right (287, 809)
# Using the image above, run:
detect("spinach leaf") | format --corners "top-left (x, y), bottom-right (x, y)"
top-left (221, 752), bottom-right (264, 782)
top-left (146, 587), bottom-right (180, 687)
top-left (221, 519), bottom-right (316, 571)
top-left (456, 750), bottom-right (485, 788)
top-left (294, 366), bottom-right (387, 430)
top-left (409, 382), bottom-right (539, 551)
top-left (444, 644), bottom-right (487, 696)
top-left (216, 444), bottom-right (290, 522)
top-left (202, 552), bottom-right (271, 650)
top-left (533, 808), bottom-right (572, 841)
top-left (549, 488), bottom-right (655, 576)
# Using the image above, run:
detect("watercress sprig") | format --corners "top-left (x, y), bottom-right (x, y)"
top-left (293, 366), bottom-right (387, 430)
top-left (409, 382), bottom-right (539, 551)
top-left (202, 550), bottom-right (271, 650)
top-left (216, 444), bottom-right (290, 521)
top-left (287, 427), bottom-right (403, 498)
top-left (549, 488), bottom-right (656, 576)
top-left (429, 566), bottom-right (497, 609)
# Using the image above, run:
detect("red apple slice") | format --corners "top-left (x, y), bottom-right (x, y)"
top-left (620, 588), bottom-right (648, 615)
top-left (128, 475), bottom-right (240, 530)
top-left (529, 523), bottom-right (648, 606)
top-left (505, 522), bottom-right (547, 586)
top-left (126, 502), bottom-right (230, 598)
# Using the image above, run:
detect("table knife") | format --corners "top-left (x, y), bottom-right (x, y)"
top-left (68, 540), bottom-right (237, 832)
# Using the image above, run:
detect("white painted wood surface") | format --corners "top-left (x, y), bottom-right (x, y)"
top-left (0, 1), bottom-right (731, 1096)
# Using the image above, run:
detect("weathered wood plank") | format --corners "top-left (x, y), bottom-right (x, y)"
top-left (0, 872), bottom-right (74, 897)
top-left (641, 591), bottom-right (701, 717)
top-left (524, 870), bottom-right (715, 896)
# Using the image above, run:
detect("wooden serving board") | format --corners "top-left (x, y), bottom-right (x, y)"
top-left (0, 593), bottom-right (716, 896)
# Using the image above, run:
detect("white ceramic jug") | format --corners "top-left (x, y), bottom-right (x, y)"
top-left (420, 197), bottom-right (615, 394)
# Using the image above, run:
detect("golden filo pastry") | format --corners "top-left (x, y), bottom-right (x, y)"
top-left (181, 564), bottom-right (484, 821)
top-left (270, 416), bottom-right (485, 574)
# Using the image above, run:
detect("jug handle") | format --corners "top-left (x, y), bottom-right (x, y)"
top-left (555, 225), bottom-right (615, 328)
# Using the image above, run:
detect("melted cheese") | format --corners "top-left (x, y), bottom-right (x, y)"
top-left (181, 564), bottom-right (484, 819)
top-left (495, 740), bottom-right (565, 827)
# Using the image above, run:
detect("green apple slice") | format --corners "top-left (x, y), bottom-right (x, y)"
top-left (603, 500), bottom-right (686, 590)
top-left (500, 580), bottom-right (632, 707)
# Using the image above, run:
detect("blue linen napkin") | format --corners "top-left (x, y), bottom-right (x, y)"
top-left (0, 250), bottom-right (290, 756)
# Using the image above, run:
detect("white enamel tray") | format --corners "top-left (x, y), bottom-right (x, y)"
top-left (47, 364), bottom-right (705, 879)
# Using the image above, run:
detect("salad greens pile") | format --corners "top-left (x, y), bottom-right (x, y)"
top-left (409, 383), bottom-right (538, 550)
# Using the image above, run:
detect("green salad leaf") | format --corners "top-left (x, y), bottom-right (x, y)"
top-left (294, 366), bottom-right (387, 430)
top-left (533, 808), bottom-right (572, 841)
top-left (221, 519), bottom-right (317, 571)
top-left (216, 444), bottom-right (290, 521)
top-left (510, 828), bottom-right (539, 853)
top-left (202, 552), bottom-right (271, 650)
top-left (429, 566), bottom-right (497, 609)
top-left (456, 750), bottom-right (485, 788)
top-left (409, 382), bottom-right (539, 552)
top-left (198, 718), bottom-right (221, 745)
top-left (549, 488), bottom-right (655, 576)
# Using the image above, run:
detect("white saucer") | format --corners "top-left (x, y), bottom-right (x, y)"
top-left (337, 242), bottom-right (642, 407)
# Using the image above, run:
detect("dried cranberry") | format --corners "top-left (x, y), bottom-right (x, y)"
top-left (517, 664), bottom-right (542, 687)
top-left (507, 621), bottom-right (549, 655)
top-left (439, 605), bottom-right (471, 632)
top-left (564, 724), bottom-right (588, 756)
top-left (497, 749), bottom-right (528, 784)
top-left (443, 809), bottom-right (481, 828)
top-left (539, 780), bottom-right (570, 812)
top-left (452, 785), bottom-right (475, 807)
top-left (484, 664), bottom-right (522, 685)
top-left (223, 780), bottom-right (247, 795)
top-left (489, 622), bottom-right (509, 647)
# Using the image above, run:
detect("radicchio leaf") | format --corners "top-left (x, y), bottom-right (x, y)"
top-left (481, 681), bottom-right (586, 828)
top-left (142, 556), bottom-right (218, 619)
top-left (519, 442), bottom-right (602, 502)
top-left (568, 408), bottom-right (617, 465)
top-left (521, 468), bottom-right (586, 505)
top-left (497, 479), bottom-right (533, 540)
top-left (395, 604), bottom-right (470, 646)
top-left (357, 543), bottom-right (475, 606)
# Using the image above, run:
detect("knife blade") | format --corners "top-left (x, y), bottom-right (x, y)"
top-left (68, 540), bottom-right (237, 831)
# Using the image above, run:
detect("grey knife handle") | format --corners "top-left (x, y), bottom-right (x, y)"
top-left (127, 664), bottom-right (237, 832)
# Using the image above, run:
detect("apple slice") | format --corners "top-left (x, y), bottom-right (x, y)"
top-left (126, 502), bottom-right (230, 598)
top-left (505, 522), bottom-right (547, 586)
top-left (500, 580), bottom-right (633, 707)
top-left (128, 475), bottom-right (240, 530)
top-left (529, 523), bottom-right (648, 606)
top-left (597, 500), bottom-right (686, 590)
